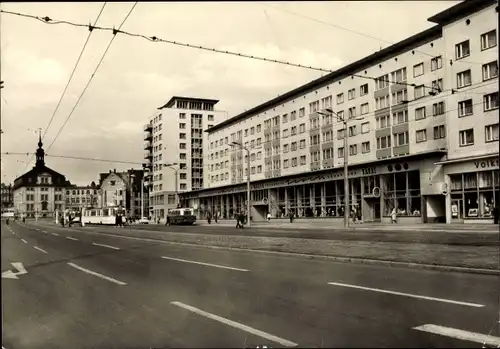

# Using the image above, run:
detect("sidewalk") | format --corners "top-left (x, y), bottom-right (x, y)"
top-left (193, 219), bottom-right (499, 233)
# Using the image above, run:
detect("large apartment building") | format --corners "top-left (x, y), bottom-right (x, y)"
top-left (180, 0), bottom-right (498, 224)
top-left (144, 96), bottom-right (226, 219)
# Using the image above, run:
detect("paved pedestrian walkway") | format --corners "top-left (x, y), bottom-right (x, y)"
top-left (194, 219), bottom-right (499, 233)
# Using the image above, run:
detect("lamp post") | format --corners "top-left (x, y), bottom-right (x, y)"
top-left (317, 108), bottom-right (364, 229)
top-left (231, 141), bottom-right (251, 227)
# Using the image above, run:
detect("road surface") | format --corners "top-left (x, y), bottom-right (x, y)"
top-left (2, 221), bottom-right (499, 348)
top-left (68, 221), bottom-right (499, 246)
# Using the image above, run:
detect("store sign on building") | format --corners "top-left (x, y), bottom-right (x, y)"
top-left (474, 158), bottom-right (499, 169)
top-left (361, 167), bottom-right (376, 175)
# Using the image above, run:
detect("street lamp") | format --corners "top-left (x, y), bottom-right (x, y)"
top-left (318, 108), bottom-right (364, 228)
top-left (231, 141), bottom-right (251, 227)
top-left (162, 163), bottom-right (179, 207)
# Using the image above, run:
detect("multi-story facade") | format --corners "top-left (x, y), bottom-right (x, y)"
top-left (97, 169), bottom-right (148, 218)
top-left (65, 183), bottom-right (99, 211)
top-left (1, 183), bottom-right (13, 210)
top-left (180, 0), bottom-right (498, 224)
top-left (13, 136), bottom-right (72, 217)
top-left (144, 96), bottom-right (226, 219)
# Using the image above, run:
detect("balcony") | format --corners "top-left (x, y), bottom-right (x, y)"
top-left (144, 141), bottom-right (152, 150)
top-left (144, 123), bottom-right (152, 132)
top-left (144, 132), bottom-right (152, 141)
top-left (144, 151), bottom-right (152, 159)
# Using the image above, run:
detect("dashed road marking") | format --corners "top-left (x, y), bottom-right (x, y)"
top-left (171, 301), bottom-right (297, 347)
top-left (65, 236), bottom-right (78, 241)
top-left (52, 233), bottom-right (59, 236)
top-left (327, 282), bottom-right (484, 308)
top-left (161, 256), bottom-right (248, 272)
top-left (413, 324), bottom-right (500, 347)
top-left (21, 239), bottom-right (27, 244)
top-left (67, 263), bottom-right (127, 286)
top-left (92, 242), bottom-right (120, 250)
top-left (33, 246), bottom-right (48, 254)
top-left (42, 230), bottom-right (48, 233)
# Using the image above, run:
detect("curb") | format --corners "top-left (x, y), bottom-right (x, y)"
top-left (27, 222), bottom-right (499, 276)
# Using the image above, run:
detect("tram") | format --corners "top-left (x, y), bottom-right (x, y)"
top-left (81, 207), bottom-right (123, 225)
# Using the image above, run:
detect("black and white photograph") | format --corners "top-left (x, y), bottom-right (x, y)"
top-left (1, 0), bottom-right (499, 348)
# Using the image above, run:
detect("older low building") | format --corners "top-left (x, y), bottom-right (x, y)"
top-left (1, 183), bottom-right (13, 210)
top-left (12, 136), bottom-right (72, 217)
top-left (97, 169), bottom-right (149, 218)
top-left (65, 183), bottom-right (99, 211)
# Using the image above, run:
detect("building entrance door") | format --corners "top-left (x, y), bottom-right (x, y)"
top-left (451, 199), bottom-right (462, 220)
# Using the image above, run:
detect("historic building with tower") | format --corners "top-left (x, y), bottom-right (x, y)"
top-left (12, 134), bottom-right (72, 218)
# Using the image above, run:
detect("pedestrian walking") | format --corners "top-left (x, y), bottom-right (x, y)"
top-left (289, 211), bottom-right (294, 223)
top-left (267, 212), bottom-right (271, 223)
top-left (214, 211), bottom-right (218, 224)
top-left (391, 208), bottom-right (397, 224)
top-left (207, 211), bottom-right (212, 224)
top-left (493, 205), bottom-right (499, 224)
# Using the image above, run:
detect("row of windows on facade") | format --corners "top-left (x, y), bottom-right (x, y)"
top-left (66, 189), bottom-right (98, 195)
top-left (455, 61), bottom-right (499, 91)
top-left (152, 183), bottom-right (187, 192)
top-left (454, 29), bottom-right (497, 62)
top-left (208, 30), bottom-right (497, 146)
top-left (23, 194), bottom-right (63, 201)
top-left (210, 85), bottom-right (495, 154)
top-left (209, 90), bottom-right (498, 162)
top-left (208, 128), bottom-right (449, 182)
top-left (22, 187), bottom-right (63, 192)
top-left (210, 124), bottom-right (448, 172)
top-left (175, 101), bottom-right (215, 111)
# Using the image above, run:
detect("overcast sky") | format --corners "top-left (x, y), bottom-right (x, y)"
top-left (0, 1), bottom-right (459, 186)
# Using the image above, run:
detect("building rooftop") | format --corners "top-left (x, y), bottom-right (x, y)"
top-left (428, 0), bottom-right (496, 25)
top-left (206, 23), bottom-right (443, 133)
top-left (158, 96), bottom-right (220, 110)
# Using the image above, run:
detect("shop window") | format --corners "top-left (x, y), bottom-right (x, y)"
top-left (383, 170), bottom-right (420, 216)
top-left (450, 175), bottom-right (463, 191)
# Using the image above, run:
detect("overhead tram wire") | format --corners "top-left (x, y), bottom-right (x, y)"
top-left (42, 2), bottom-right (107, 141)
top-left (1, 9), bottom-right (446, 92)
top-left (22, 3), bottom-right (107, 172)
top-left (257, 2), bottom-right (491, 67)
top-left (45, 2), bottom-right (138, 153)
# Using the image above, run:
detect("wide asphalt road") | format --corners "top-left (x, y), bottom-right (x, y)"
top-left (2, 220), bottom-right (500, 349)
top-left (73, 221), bottom-right (499, 246)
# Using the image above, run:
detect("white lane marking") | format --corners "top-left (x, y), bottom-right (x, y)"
top-left (33, 246), bottom-right (48, 254)
top-left (327, 282), bottom-right (484, 308)
top-left (92, 242), bottom-right (120, 250)
top-left (171, 301), bottom-right (297, 347)
top-left (413, 324), bottom-right (500, 347)
top-left (35, 229), bottom-right (40, 231)
top-left (52, 232), bottom-right (59, 236)
top-left (42, 230), bottom-right (47, 233)
top-left (67, 263), bottom-right (127, 286)
top-left (161, 256), bottom-right (248, 272)
top-left (21, 239), bottom-right (27, 244)
top-left (65, 236), bottom-right (78, 241)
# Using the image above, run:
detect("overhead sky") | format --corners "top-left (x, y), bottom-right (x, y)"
top-left (0, 1), bottom-right (459, 185)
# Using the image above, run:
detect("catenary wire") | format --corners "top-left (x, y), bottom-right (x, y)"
top-left (257, 2), bottom-right (493, 67)
top-left (22, 4), bottom-right (107, 173)
top-left (45, 2), bottom-right (138, 153)
top-left (0, 8), bottom-right (450, 91)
